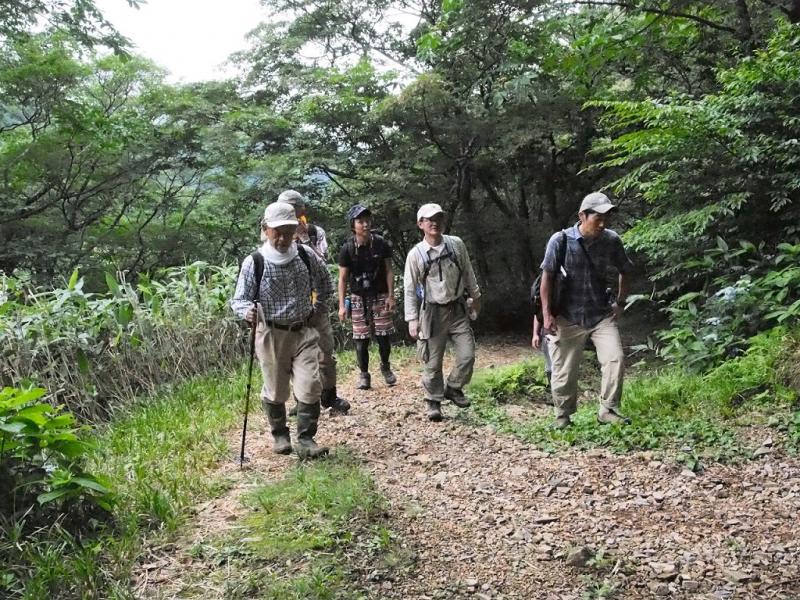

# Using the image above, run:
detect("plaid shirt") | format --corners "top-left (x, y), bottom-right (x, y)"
top-left (230, 247), bottom-right (333, 323)
top-left (541, 224), bottom-right (633, 328)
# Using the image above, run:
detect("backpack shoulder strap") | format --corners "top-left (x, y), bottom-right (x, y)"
top-left (307, 223), bottom-right (318, 246)
top-left (250, 251), bottom-right (264, 299)
top-left (297, 244), bottom-right (312, 274)
top-left (553, 230), bottom-right (568, 273)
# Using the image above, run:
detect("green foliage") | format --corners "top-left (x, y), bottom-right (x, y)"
top-left (466, 328), bottom-right (797, 459)
top-left (2, 366), bottom-right (247, 599)
top-left (0, 263), bottom-right (243, 420)
top-left (592, 22), bottom-right (800, 364)
top-left (655, 242), bottom-right (800, 368)
top-left (0, 386), bottom-right (113, 521)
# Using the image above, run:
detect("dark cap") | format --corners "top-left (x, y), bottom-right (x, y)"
top-left (346, 204), bottom-right (371, 222)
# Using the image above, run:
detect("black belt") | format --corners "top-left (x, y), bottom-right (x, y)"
top-left (427, 299), bottom-right (461, 307)
top-left (265, 317), bottom-right (310, 331)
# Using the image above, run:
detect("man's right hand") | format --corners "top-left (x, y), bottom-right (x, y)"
top-left (338, 307), bottom-right (347, 322)
top-left (543, 313), bottom-right (557, 335)
top-left (245, 305), bottom-right (257, 323)
top-left (532, 332), bottom-right (541, 349)
top-left (408, 319), bottom-right (419, 339)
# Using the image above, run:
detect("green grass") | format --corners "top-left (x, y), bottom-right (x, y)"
top-left (175, 451), bottom-right (402, 599)
top-left (335, 340), bottom-right (417, 379)
top-left (464, 328), bottom-right (799, 461)
top-left (2, 367), bottom-right (250, 599)
top-left (2, 342), bottom-right (410, 599)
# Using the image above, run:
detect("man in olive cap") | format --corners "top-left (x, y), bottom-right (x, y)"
top-left (279, 189), bottom-right (350, 416)
top-left (539, 191), bottom-right (634, 429)
top-left (404, 203), bottom-right (481, 421)
top-left (230, 201), bottom-right (333, 458)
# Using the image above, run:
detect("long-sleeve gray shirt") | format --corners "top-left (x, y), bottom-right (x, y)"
top-left (404, 235), bottom-right (481, 322)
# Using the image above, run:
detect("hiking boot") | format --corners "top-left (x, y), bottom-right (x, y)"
top-left (551, 416), bottom-right (572, 430)
top-left (265, 402), bottom-right (292, 455)
top-left (357, 372), bottom-right (371, 390)
top-left (426, 400), bottom-right (443, 422)
top-left (380, 363), bottom-right (397, 386)
top-left (321, 388), bottom-right (350, 416)
top-left (444, 385), bottom-right (470, 408)
top-left (597, 407), bottom-right (631, 425)
top-left (295, 402), bottom-right (329, 460)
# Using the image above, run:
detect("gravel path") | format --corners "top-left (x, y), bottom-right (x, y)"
top-left (138, 339), bottom-right (800, 599)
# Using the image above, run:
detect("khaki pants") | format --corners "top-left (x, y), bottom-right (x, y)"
top-left (255, 323), bottom-right (321, 407)
top-left (417, 303), bottom-right (475, 403)
top-left (548, 316), bottom-right (624, 418)
top-left (309, 310), bottom-right (337, 390)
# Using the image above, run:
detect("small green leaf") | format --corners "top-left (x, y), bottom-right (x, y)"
top-left (68, 269), bottom-right (80, 290)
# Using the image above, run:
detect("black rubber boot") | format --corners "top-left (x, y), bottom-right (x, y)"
top-left (380, 362), bottom-right (397, 386)
top-left (357, 372), bottom-right (371, 390)
top-left (321, 388), bottom-right (350, 415)
top-left (264, 402), bottom-right (292, 455)
top-left (296, 402), bottom-right (329, 459)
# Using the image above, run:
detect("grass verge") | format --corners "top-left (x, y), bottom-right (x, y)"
top-left (1, 368), bottom-right (249, 599)
top-left (463, 328), bottom-right (799, 462)
top-left (173, 450), bottom-right (408, 599)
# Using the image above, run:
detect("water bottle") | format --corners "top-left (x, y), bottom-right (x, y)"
top-left (344, 296), bottom-right (352, 318)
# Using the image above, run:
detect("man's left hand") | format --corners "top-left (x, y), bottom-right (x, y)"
top-left (385, 295), bottom-right (396, 313)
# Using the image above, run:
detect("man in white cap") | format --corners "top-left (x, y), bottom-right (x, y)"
top-left (403, 203), bottom-right (482, 421)
top-left (230, 201), bottom-right (334, 458)
top-left (540, 191), bottom-right (634, 429)
top-left (278, 189), bottom-right (350, 416)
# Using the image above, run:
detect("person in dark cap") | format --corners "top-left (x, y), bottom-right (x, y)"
top-left (338, 204), bottom-right (397, 390)
top-left (279, 189), bottom-right (350, 416)
top-left (539, 191), bottom-right (634, 430)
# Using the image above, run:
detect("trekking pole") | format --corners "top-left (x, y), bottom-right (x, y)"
top-left (239, 301), bottom-right (258, 468)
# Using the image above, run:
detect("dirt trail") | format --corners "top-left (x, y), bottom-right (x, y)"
top-left (137, 339), bottom-right (800, 599)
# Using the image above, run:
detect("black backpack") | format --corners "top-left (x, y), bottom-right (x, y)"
top-left (530, 231), bottom-right (568, 319)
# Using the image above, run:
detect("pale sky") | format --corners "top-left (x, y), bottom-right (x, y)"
top-left (94, 0), bottom-right (267, 82)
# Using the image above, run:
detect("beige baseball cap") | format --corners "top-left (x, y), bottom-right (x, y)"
top-left (579, 192), bottom-right (616, 214)
top-left (416, 203), bottom-right (444, 221)
top-left (262, 202), bottom-right (299, 227)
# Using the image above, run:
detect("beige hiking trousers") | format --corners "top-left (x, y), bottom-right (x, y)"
top-left (547, 316), bottom-right (624, 419)
top-left (309, 309), bottom-right (337, 391)
top-left (255, 323), bottom-right (322, 407)
top-left (417, 303), bottom-right (475, 403)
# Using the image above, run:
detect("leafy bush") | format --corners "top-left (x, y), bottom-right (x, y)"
top-left (655, 242), bottom-right (800, 369)
top-left (0, 386), bottom-right (113, 525)
top-left (0, 262), bottom-right (244, 420)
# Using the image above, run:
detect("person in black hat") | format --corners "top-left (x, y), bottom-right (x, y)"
top-left (338, 204), bottom-right (397, 390)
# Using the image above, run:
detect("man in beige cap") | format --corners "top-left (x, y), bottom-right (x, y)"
top-left (540, 191), bottom-right (634, 429)
top-left (404, 203), bottom-right (482, 421)
top-left (230, 201), bottom-right (334, 458)
top-left (278, 189), bottom-right (350, 416)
